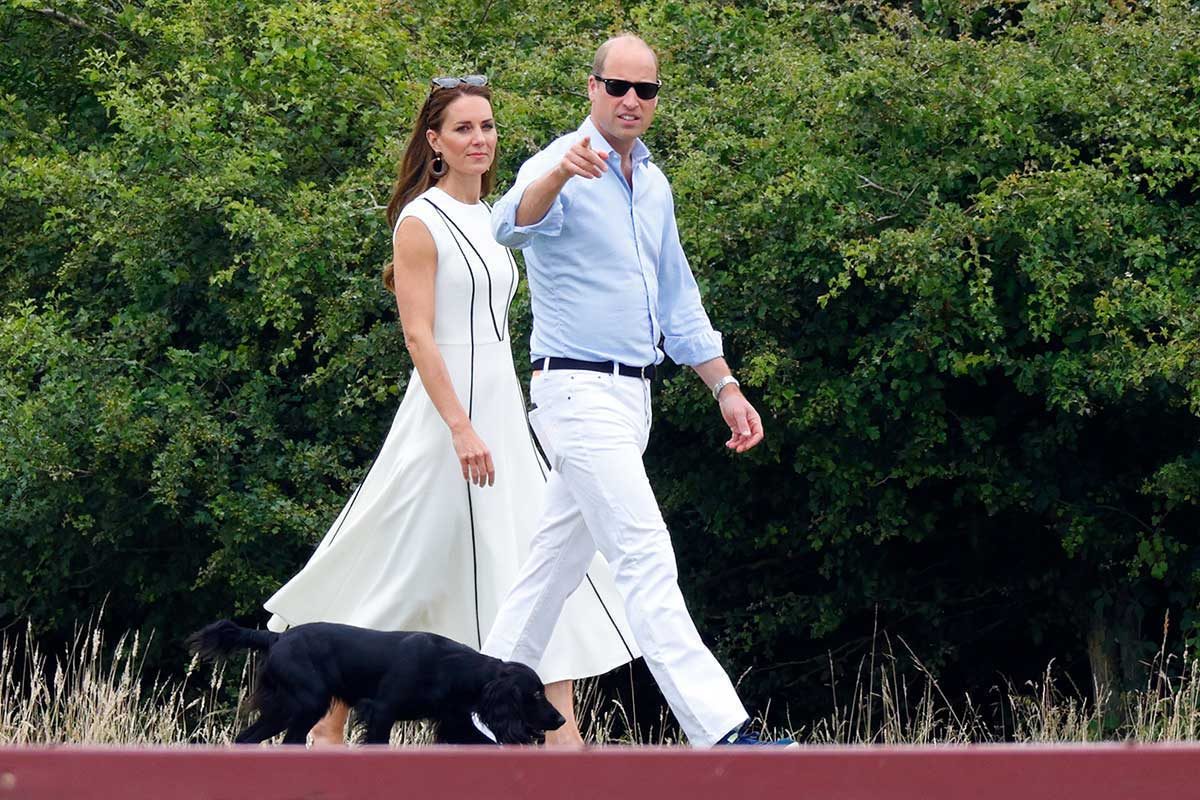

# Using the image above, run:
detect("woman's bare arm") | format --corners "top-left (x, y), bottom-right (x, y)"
top-left (392, 217), bottom-right (495, 486)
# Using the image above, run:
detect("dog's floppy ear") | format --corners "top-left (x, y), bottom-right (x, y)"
top-left (478, 674), bottom-right (532, 745)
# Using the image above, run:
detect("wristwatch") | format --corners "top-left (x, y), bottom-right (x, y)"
top-left (711, 375), bottom-right (740, 401)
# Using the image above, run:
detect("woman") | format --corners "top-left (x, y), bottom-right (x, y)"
top-left (263, 75), bottom-right (637, 747)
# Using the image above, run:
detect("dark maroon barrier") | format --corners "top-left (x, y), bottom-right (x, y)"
top-left (1, 743), bottom-right (1198, 800)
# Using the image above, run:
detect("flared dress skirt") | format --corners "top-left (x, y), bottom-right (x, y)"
top-left (264, 188), bottom-right (638, 683)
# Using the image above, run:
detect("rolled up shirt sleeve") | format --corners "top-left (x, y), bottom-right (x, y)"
top-left (491, 149), bottom-right (567, 249)
top-left (657, 189), bottom-right (724, 366)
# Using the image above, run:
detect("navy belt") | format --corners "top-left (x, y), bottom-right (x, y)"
top-left (533, 357), bottom-right (656, 381)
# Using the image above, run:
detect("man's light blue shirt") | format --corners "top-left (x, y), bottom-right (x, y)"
top-left (491, 116), bottom-right (722, 368)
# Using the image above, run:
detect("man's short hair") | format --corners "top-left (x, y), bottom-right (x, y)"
top-left (592, 33), bottom-right (659, 78)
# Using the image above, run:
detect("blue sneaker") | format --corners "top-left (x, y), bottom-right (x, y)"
top-left (715, 721), bottom-right (799, 747)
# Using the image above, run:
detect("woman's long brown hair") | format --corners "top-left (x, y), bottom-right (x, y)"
top-left (383, 83), bottom-right (496, 292)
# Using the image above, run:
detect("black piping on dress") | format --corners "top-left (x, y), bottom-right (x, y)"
top-left (430, 196), bottom-right (633, 663)
top-left (426, 197), bottom-right (484, 649)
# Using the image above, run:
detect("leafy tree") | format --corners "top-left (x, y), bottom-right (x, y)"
top-left (2, 0), bottom-right (1198, 730)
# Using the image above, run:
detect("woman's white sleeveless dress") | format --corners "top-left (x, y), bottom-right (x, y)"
top-left (264, 186), bottom-right (638, 683)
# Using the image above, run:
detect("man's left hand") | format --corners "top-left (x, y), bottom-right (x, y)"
top-left (719, 389), bottom-right (764, 453)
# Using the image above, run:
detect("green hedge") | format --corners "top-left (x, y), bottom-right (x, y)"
top-left (2, 0), bottom-right (1197, 724)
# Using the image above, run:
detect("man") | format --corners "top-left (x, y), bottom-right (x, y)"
top-left (482, 34), bottom-right (789, 747)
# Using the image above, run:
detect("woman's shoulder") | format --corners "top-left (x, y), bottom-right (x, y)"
top-left (395, 187), bottom-right (496, 245)
top-left (393, 189), bottom-right (442, 237)
top-left (396, 188), bottom-right (440, 221)
top-left (399, 187), bottom-right (487, 222)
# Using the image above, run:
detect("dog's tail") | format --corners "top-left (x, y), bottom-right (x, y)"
top-left (187, 620), bottom-right (279, 661)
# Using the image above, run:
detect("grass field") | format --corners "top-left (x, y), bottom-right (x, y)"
top-left (2, 620), bottom-right (1198, 746)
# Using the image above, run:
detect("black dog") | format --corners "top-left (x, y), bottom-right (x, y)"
top-left (187, 620), bottom-right (565, 745)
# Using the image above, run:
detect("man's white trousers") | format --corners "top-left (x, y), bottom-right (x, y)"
top-left (482, 369), bottom-right (748, 747)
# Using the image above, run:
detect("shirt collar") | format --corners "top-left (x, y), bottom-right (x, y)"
top-left (579, 116), bottom-right (652, 166)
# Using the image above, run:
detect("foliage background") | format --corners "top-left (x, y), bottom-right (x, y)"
top-left (3, 0), bottom-right (1198, 731)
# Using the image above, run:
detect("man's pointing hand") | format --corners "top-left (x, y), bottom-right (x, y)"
top-left (556, 135), bottom-right (609, 180)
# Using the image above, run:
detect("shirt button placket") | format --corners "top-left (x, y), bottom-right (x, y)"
top-left (626, 162), bottom-right (656, 367)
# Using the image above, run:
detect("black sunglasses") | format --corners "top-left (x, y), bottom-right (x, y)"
top-left (431, 74), bottom-right (488, 90)
top-left (592, 74), bottom-right (661, 100)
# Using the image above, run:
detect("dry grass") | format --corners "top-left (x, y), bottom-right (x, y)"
top-left (0, 620), bottom-right (246, 745)
top-left (3, 619), bottom-right (1199, 746)
top-left (799, 625), bottom-right (1200, 745)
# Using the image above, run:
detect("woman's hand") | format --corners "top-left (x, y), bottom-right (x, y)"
top-left (451, 423), bottom-right (496, 487)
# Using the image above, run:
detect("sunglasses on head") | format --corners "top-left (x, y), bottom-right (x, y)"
top-left (431, 74), bottom-right (488, 90)
top-left (592, 74), bottom-right (661, 100)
